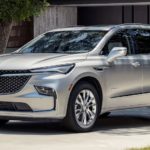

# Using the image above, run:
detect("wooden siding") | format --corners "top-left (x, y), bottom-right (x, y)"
top-left (34, 6), bottom-right (77, 37)
top-left (7, 21), bottom-right (33, 48)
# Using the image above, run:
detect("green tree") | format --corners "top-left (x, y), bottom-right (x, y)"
top-left (0, 0), bottom-right (48, 53)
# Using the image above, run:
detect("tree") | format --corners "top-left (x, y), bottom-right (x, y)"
top-left (0, 0), bottom-right (48, 54)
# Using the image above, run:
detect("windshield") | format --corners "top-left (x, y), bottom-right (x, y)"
top-left (18, 30), bottom-right (106, 54)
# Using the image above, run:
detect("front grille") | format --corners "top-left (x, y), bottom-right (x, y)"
top-left (0, 70), bottom-right (31, 95)
top-left (0, 102), bottom-right (32, 112)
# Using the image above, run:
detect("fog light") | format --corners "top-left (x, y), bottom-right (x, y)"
top-left (35, 86), bottom-right (56, 98)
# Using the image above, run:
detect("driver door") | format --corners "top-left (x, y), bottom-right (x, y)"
top-left (102, 29), bottom-right (143, 109)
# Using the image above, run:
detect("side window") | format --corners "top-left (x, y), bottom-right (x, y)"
top-left (128, 29), bottom-right (150, 54)
top-left (101, 30), bottom-right (131, 55)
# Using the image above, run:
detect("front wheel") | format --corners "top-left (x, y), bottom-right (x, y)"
top-left (64, 81), bottom-right (101, 132)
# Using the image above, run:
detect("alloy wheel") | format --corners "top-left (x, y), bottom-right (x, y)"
top-left (74, 89), bottom-right (97, 128)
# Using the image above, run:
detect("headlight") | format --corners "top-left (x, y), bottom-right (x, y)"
top-left (30, 64), bottom-right (75, 74)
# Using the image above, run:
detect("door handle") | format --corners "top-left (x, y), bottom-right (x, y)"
top-left (131, 61), bottom-right (141, 67)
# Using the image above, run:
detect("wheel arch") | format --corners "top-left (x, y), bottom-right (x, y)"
top-left (69, 76), bottom-right (103, 114)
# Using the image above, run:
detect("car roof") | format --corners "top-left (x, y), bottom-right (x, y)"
top-left (51, 23), bottom-right (150, 32)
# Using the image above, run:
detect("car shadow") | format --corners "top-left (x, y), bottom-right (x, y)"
top-left (0, 111), bottom-right (150, 136)
top-left (95, 114), bottom-right (150, 136)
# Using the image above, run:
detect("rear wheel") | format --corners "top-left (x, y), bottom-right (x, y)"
top-left (0, 120), bottom-right (8, 127)
top-left (64, 81), bottom-right (101, 132)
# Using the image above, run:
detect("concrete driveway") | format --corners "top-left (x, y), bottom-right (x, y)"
top-left (0, 108), bottom-right (150, 150)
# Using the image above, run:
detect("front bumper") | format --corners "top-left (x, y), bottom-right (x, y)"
top-left (0, 73), bottom-right (72, 120)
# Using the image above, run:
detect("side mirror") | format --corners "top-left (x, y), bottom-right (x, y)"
top-left (107, 47), bottom-right (127, 63)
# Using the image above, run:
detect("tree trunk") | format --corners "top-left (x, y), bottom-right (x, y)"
top-left (0, 21), bottom-right (13, 54)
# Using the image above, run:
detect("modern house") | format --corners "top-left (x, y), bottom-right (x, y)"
top-left (8, 0), bottom-right (150, 48)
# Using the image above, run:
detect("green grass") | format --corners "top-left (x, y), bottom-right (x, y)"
top-left (129, 147), bottom-right (150, 150)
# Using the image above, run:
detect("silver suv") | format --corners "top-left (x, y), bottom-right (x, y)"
top-left (0, 24), bottom-right (150, 132)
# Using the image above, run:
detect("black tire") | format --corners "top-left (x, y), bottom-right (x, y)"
top-left (0, 120), bottom-right (8, 127)
top-left (64, 81), bottom-right (101, 132)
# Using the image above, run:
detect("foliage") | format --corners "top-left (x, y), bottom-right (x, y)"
top-left (0, 0), bottom-right (49, 22)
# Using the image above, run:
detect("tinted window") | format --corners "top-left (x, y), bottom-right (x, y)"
top-left (101, 30), bottom-right (131, 55)
top-left (18, 31), bottom-right (106, 54)
top-left (128, 29), bottom-right (150, 54)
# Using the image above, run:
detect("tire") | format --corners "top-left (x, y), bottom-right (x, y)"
top-left (0, 120), bottom-right (8, 127)
top-left (64, 81), bottom-right (101, 132)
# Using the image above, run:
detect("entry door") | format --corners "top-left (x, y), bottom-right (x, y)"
top-left (131, 28), bottom-right (150, 106)
top-left (142, 54), bottom-right (150, 105)
top-left (104, 56), bottom-right (142, 109)
top-left (102, 29), bottom-right (143, 109)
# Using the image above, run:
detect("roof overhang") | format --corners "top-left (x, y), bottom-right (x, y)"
top-left (50, 0), bottom-right (150, 7)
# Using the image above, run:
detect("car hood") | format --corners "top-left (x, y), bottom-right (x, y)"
top-left (0, 53), bottom-right (87, 70)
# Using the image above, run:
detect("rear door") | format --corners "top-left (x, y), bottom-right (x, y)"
top-left (131, 28), bottom-right (150, 106)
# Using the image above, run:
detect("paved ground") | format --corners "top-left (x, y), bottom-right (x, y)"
top-left (0, 108), bottom-right (150, 150)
